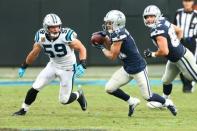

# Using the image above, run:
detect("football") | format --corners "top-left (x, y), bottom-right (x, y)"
top-left (146, 101), bottom-right (165, 109)
top-left (91, 34), bottom-right (105, 45)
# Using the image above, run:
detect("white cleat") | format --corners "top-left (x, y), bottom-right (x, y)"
top-left (164, 99), bottom-right (177, 116)
top-left (128, 98), bottom-right (140, 117)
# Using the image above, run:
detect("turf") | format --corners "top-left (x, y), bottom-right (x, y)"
top-left (0, 84), bottom-right (197, 131)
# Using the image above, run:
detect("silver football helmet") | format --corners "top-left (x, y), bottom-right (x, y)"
top-left (103, 10), bottom-right (126, 33)
top-left (143, 5), bottom-right (162, 28)
top-left (43, 13), bottom-right (62, 38)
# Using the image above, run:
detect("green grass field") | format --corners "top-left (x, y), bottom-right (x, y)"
top-left (0, 84), bottom-right (197, 131)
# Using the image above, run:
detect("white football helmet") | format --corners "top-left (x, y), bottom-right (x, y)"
top-left (43, 13), bottom-right (62, 37)
top-left (103, 10), bottom-right (126, 33)
top-left (143, 5), bottom-right (162, 28)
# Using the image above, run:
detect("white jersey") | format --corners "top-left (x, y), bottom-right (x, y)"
top-left (34, 28), bottom-right (77, 70)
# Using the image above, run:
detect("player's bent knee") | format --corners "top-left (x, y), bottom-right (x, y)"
top-left (105, 84), bottom-right (114, 94)
top-left (59, 96), bottom-right (70, 105)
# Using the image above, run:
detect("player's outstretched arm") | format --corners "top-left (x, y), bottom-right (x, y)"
top-left (26, 44), bottom-right (42, 65)
top-left (18, 44), bottom-right (42, 78)
top-left (70, 39), bottom-right (87, 78)
top-left (102, 41), bottom-right (122, 61)
top-left (144, 36), bottom-right (169, 58)
top-left (70, 39), bottom-right (87, 61)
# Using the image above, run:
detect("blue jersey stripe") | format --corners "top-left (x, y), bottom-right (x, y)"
top-left (68, 31), bottom-right (74, 41)
top-left (66, 30), bottom-right (74, 41)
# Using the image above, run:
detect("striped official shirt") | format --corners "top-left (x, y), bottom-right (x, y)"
top-left (174, 8), bottom-right (197, 38)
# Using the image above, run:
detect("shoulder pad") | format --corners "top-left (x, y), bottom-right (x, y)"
top-left (151, 30), bottom-right (165, 37)
top-left (38, 28), bottom-right (46, 34)
top-left (62, 28), bottom-right (77, 42)
top-left (111, 29), bottom-right (128, 42)
top-left (34, 28), bottom-right (45, 43)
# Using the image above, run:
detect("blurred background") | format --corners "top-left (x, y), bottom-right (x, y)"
top-left (0, 0), bottom-right (184, 67)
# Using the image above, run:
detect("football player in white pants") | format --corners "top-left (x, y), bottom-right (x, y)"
top-left (13, 13), bottom-right (87, 116)
top-left (92, 10), bottom-right (177, 117)
top-left (143, 5), bottom-right (197, 108)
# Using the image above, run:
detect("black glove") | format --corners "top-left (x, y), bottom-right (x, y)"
top-left (79, 59), bottom-right (87, 69)
top-left (144, 49), bottom-right (153, 58)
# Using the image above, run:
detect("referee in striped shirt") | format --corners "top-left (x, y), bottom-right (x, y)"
top-left (174, 0), bottom-right (197, 93)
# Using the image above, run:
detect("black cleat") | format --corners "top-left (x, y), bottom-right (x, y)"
top-left (128, 98), bottom-right (140, 117)
top-left (167, 105), bottom-right (177, 116)
top-left (12, 108), bottom-right (26, 116)
top-left (77, 88), bottom-right (87, 111)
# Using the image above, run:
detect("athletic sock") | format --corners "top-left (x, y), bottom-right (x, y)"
top-left (65, 93), bottom-right (77, 104)
top-left (108, 89), bottom-right (130, 101)
top-left (163, 84), bottom-right (172, 96)
top-left (24, 88), bottom-right (39, 105)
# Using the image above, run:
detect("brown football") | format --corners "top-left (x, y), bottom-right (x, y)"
top-left (91, 34), bottom-right (105, 45)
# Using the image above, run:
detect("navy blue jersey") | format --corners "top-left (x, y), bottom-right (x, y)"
top-left (150, 18), bottom-right (186, 62)
top-left (110, 28), bottom-right (146, 74)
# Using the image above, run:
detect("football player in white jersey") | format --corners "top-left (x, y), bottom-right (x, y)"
top-left (13, 13), bottom-right (87, 116)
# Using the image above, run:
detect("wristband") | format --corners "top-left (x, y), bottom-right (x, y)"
top-left (152, 52), bottom-right (156, 57)
top-left (21, 61), bottom-right (29, 69)
top-left (80, 59), bottom-right (87, 69)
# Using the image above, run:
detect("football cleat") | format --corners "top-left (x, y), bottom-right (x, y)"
top-left (128, 98), bottom-right (140, 117)
top-left (165, 99), bottom-right (177, 116)
top-left (167, 105), bottom-right (177, 116)
top-left (146, 101), bottom-right (165, 109)
top-left (77, 88), bottom-right (87, 111)
top-left (12, 108), bottom-right (26, 116)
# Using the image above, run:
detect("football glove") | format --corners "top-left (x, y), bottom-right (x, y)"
top-left (144, 49), bottom-right (154, 58)
top-left (18, 61), bottom-right (28, 78)
top-left (75, 60), bottom-right (86, 78)
top-left (18, 68), bottom-right (26, 78)
top-left (75, 65), bottom-right (85, 78)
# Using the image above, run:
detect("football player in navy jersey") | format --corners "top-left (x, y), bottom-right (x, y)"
top-left (143, 5), bottom-right (197, 104)
top-left (13, 14), bottom-right (87, 116)
top-left (92, 10), bottom-right (177, 117)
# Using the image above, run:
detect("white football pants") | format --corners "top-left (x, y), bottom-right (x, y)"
top-left (105, 67), bottom-right (152, 100)
top-left (32, 62), bottom-right (75, 104)
top-left (162, 48), bottom-right (197, 85)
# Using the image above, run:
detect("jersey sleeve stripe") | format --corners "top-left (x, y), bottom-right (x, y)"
top-left (65, 30), bottom-right (74, 41)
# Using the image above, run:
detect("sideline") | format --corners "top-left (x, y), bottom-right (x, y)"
top-left (0, 79), bottom-right (181, 86)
